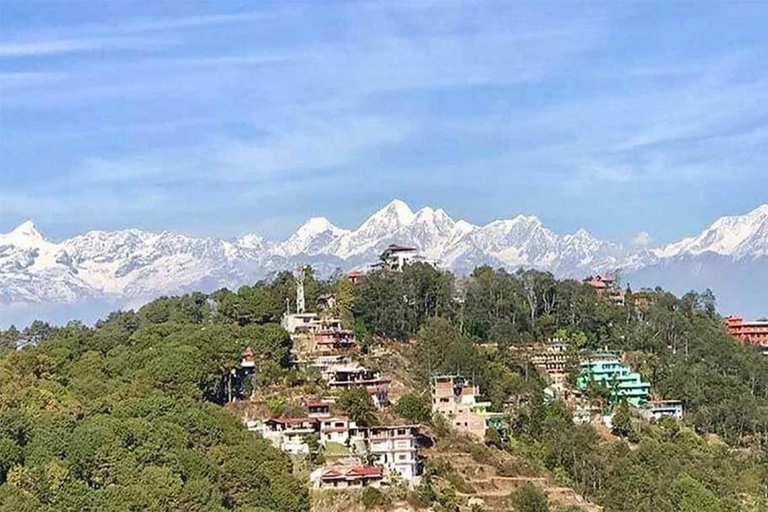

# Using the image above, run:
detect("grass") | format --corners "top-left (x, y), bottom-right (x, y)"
top-left (324, 441), bottom-right (351, 456)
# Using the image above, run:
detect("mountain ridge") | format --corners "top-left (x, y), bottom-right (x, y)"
top-left (2, 200), bottom-right (767, 324)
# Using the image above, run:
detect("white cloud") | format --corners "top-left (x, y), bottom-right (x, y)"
top-left (218, 117), bottom-right (405, 177)
top-left (630, 231), bottom-right (653, 248)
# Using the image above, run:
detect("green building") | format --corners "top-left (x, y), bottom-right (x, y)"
top-left (576, 358), bottom-right (650, 407)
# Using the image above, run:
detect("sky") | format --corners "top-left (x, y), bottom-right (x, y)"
top-left (1, 0), bottom-right (767, 245)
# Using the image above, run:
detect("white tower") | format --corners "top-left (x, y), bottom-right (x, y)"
top-left (296, 267), bottom-right (306, 314)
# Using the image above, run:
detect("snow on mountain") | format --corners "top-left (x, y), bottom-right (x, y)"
top-left (276, 217), bottom-right (350, 257)
top-left (2, 201), bottom-right (767, 325)
top-left (656, 204), bottom-right (768, 259)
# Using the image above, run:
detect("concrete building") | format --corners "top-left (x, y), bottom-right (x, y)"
top-left (253, 417), bottom-right (319, 455)
top-left (377, 244), bottom-right (426, 271)
top-left (432, 375), bottom-right (503, 439)
top-left (576, 357), bottom-right (650, 407)
top-left (641, 400), bottom-right (684, 421)
top-left (320, 416), bottom-right (354, 445)
top-left (584, 275), bottom-right (626, 306)
top-left (352, 425), bottom-right (421, 482)
top-left (326, 365), bottom-right (390, 408)
top-left (529, 339), bottom-right (569, 385)
top-left (725, 316), bottom-right (768, 346)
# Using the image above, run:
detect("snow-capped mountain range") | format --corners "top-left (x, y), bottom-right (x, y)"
top-left (2, 200), bottom-right (767, 325)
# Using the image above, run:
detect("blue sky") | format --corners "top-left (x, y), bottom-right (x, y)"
top-left (1, 1), bottom-right (767, 244)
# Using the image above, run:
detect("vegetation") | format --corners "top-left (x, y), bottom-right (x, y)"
top-left (394, 393), bottom-right (432, 424)
top-left (0, 292), bottom-right (307, 511)
top-left (1, 263), bottom-right (767, 511)
top-left (336, 386), bottom-right (377, 427)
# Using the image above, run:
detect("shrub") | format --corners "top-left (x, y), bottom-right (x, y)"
top-left (361, 486), bottom-right (385, 509)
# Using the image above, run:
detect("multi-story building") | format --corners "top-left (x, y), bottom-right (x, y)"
top-left (584, 275), bottom-right (626, 306)
top-left (318, 419), bottom-right (422, 482)
top-left (320, 416), bottom-right (354, 445)
top-left (353, 425), bottom-right (420, 481)
top-left (432, 375), bottom-right (504, 439)
top-left (725, 316), bottom-right (768, 346)
top-left (326, 365), bottom-right (390, 408)
top-left (528, 339), bottom-right (569, 384)
top-left (576, 357), bottom-right (650, 407)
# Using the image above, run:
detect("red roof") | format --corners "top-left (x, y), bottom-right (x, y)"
top-left (348, 466), bottom-right (383, 477)
top-left (347, 269), bottom-right (363, 278)
top-left (322, 465), bottom-right (383, 480)
top-left (305, 400), bottom-right (330, 408)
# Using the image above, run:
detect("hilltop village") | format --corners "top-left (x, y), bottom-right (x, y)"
top-left (0, 243), bottom-right (766, 512)
top-left (211, 244), bottom-right (763, 511)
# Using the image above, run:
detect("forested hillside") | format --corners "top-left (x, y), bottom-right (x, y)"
top-left (1, 264), bottom-right (767, 511)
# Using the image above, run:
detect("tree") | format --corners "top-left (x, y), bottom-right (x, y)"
top-left (333, 276), bottom-right (355, 329)
top-left (414, 317), bottom-right (480, 382)
top-left (394, 393), bottom-right (432, 423)
top-left (337, 387), bottom-right (377, 427)
top-left (670, 474), bottom-right (721, 512)
top-left (611, 401), bottom-right (633, 439)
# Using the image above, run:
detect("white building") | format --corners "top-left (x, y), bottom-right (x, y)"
top-left (641, 400), bottom-right (684, 421)
top-left (252, 417), bottom-right (319, 455)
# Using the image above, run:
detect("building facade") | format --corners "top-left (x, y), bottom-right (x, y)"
top-left (576, 357), bottom-right (650, 407)
top-left (725, 316), bottom-right (768, 346)
top-left (432, 375), bottom-right (503, 439)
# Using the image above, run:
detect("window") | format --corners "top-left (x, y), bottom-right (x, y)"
top-left (439, 397), bottom-right (449, 403)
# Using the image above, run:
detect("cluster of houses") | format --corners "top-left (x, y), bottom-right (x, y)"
top-left (240, 259), bottom-right (693, 495)
top-left (249, 399), bottom-right (422, 487)
top-left (246, 270), bottom-right (419, 488)
top-left (527, 339), bottom-right (684, 426)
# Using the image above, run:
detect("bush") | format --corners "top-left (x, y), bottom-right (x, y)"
top-left (511, 483), bottom-right (549, 512)
top-left (361, 486), bottom-right (385, 509)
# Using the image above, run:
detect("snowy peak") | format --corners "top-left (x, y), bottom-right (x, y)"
top-left (277, 217), bottom-right (350, 257)
top-left (1, 220), bottom-right (47, 248)
top-left (362, 199), bottom-right (415, 229)
top-left (2, 201), bottom-right (767, 315)
top-left (236, 233), bottom-right (266, 249)
top-left (297, 217), bottom-right (347, 237)
top-left (658, 203), bottom-right (768, 258)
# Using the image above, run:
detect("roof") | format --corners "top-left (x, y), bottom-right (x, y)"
top-left (266, 417), bottom-right (319, 426)
top-left (385, 243), bottom-right (416, 252)
top-left (305, 400), bottom-right (331, 408)
top-left (347, 269), bottom-right (363, 277)
top-left (320, 465), bottom-right (383, 480)
top-left (322, 415), bottom-right (350, 422)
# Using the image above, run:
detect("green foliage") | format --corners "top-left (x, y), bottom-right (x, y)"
top-left (511, 483), bottom-right (549, 512)
top-left (0, 287), bottom-right (308, 511)
top-left (360, 485), bottom-right (385, 509)
top-left (414, 317), bottom-right (480, 382)
top-left (333, 276), bottom-right (355, 329)
top-left (336, 386), bottom-right (377, 427)
top-left (354, 263), bottom-right (454, 339)
top-left (611, 402), bottom-right (633, 439)
top-left (669, 474), bottom-right (721, 512)
top-left (394, 393), bottom-right (432, 424)
top-left (485, 427), bottom-right (504, 449)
